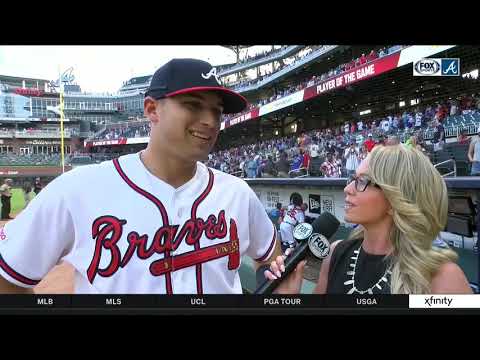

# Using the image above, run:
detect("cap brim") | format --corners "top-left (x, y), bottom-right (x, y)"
top-left (165, 86), bottom-right (248, 114)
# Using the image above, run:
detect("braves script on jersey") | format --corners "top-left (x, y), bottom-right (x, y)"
top-left (0, 152), bottom-right (276, 293)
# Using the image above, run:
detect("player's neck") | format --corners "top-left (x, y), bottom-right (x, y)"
top-left (140, 148), bottom-right (197, 189)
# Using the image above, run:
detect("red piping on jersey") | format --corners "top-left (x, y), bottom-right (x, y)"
top-left (0, 254), bottom-right (40, 286)
top-left (254, 224), bottom-right (276, 262)
top-left (113, 158), bottom-right (173, 294)
top-left (190, 168), bottom-right (214, 295)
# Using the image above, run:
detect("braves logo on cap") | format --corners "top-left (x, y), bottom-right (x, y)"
top-left (201, 67), bottom-right (221, 85)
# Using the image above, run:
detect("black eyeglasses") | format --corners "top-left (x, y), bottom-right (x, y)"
top-left (347, 174), bottom-right (380, 192)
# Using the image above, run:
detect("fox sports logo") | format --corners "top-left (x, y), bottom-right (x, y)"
top-left (414, 59), bottom-right (441, 75)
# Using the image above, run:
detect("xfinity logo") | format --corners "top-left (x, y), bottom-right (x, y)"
top-left (413, 58), bottom-right (460, 77)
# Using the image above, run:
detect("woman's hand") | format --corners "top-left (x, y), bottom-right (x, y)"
top-left (264, 248), bottom-right (307, 294)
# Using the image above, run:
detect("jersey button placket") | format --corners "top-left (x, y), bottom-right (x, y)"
top-left (170, 194), bottom-right (177, 273)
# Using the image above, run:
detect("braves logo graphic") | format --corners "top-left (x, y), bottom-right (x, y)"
top-left (201, 67), bottom-right (221, 85)
top-left (86, 210), bottom-right (240, 284)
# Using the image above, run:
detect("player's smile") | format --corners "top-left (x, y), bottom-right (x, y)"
top-left (188, 129), bottom-right (213, 142)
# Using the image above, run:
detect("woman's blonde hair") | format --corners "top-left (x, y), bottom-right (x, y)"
top-left (348, 144), bottom-right (457, 294)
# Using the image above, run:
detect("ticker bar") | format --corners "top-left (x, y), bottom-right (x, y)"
top-left (0, 295), bottom-right (410, 309)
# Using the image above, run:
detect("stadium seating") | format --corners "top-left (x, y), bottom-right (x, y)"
top-left (0, 153), bottom-right (67, 166)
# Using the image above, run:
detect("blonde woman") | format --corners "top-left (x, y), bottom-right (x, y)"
top-left (266, 145), bottom-right (472, 294)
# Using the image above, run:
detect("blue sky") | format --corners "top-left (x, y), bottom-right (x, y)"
top-left (0, 45), bottom-right (274, 93)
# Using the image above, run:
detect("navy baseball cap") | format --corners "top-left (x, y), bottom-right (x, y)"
top-left (145, 58), bottom-right (248, 114)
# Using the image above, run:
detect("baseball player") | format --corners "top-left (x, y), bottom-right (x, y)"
top-left (0, 58), bottom-right (282, 294)
top-left (279, 192), bottom-right (305, 252)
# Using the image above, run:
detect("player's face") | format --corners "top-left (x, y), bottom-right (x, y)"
top-left (146, 91), bottom-right (224, 162)
top-left (343, 157), bottom-right (392, 226)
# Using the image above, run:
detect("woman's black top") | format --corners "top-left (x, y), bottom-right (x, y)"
top-left (327, 238), bottom-right (392, 294)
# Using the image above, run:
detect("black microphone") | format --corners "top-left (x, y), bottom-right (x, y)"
top-left (254, 212), bottom-right (340, 294)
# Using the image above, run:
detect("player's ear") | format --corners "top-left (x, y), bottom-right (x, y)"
top-left (144, 97), bottom-right (161, 124)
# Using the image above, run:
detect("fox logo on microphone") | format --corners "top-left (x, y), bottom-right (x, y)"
top-left (308, 233), bottom-right (330, 258)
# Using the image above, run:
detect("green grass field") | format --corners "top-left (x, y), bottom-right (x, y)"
top-left (3, 188), bottom-right (36, 216)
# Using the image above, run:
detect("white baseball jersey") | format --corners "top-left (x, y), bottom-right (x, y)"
top-left (0, 152), bottom-right (276, 294)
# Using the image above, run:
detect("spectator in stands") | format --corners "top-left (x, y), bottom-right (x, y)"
top-left (0, 178), bottom-right (13, 220)
top-left (276, 152), bottom-right (290, 178)
top-left (360, 53), bottom-right (367, 65)
top-left (368, 49), bottom-right (378, 62)
top-left (435, 104), bottom-right (447, 122)
top-left (239, 156), bottom-right (246, 177)
top-left (397, 115), bottom-right (405, 130)
top-left (381, 118), bottom-right (390, 133)
top-left (301, 149), bottom-right (311, 175)
top-left (468, 127), bottom-right (480, 176)
top-left (262, 156), bottom-right (278, 178)
top-left (358, 143), bottom-right (368, 162)
top-left (245, 155), bottom-right (258, 178)
top-left (458, 129), bottom-right (470, 145)
top-left (309, 140), bottom-right (320, 159)
top-left (415, 111), bottom-right (423, 130)
top-left (392, 115), bottom-right (399, 131)
top-left (450, 100), bottom-right (458, 116)
top-left (357, 119), bottom-right (363, 132)
top-left (432, 120), bottom-right (445, 152)
top-left (364, 133), bottom-right (376, 152)
top-left (290, 152), bottom-right (304, 176)
top-left (344, 141), bottom-right (360, 176)
top-left (350, 121), bottom-right (356, 134)
top-left (220, 160), bottom-right (229, 173)
top-left (407, 113), bottom-right (415, 129)
top-left (334, 153), bottom-right (343, 176)
top-left (325, 140), bottom-right (336, 155)
top-left (320, 153), bottom-right (341, 178)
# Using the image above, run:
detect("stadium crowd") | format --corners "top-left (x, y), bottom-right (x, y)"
top-left (98, 121), bottom-right (150, 140)
top-left (219, 46), bottom-right (290, 70)
top-left (85, 94), bottom-right (480, 177)
top-left (222, 46), bottom-right (407, 123)
top-left (207, 97), bottom-right (480, 178)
